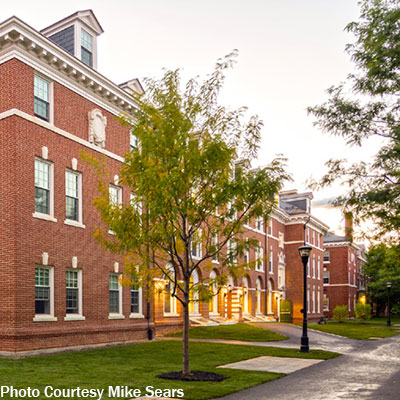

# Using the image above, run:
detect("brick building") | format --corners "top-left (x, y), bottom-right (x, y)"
top-left (323, 217), bottom-right (367, 318)
top-left (0, 10), bottom-right (329, 355)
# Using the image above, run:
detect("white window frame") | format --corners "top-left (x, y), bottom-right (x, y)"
top-left (255, 242), bottom-right (263, 271)
top-left (34, 73), bottom-right (53, 124)
top-left (130, 286), bottom-right (144, 318)
top-left (256, 217), bottom-right (263, 231)
top-left (212, 233), bottom-right (219, 263)
top-left (34, 266), bottom-right (57, 322)
top-left (278, 232), bottom-right (284, 248)
top-left (312, 286), bottom-right (316, 313)
top-left (108, 273), bottom-right (124, 319)
top-left (191, 229), bottom-right (202, 260)
top-left (312, 255), bottom-right (316, 278)
top-left (33, 158), bottom-right (57, 222)
top-left (323, 294), bottom-right (329, 311)
top-left (317, 256), bottom-right (321, 280)
top-left (64, 269), bottom-right (85, 321)
top-left (269, 247), bottom-right (273, 273)
top-left (64, 169), bottom-right (84, 228)
top-left (307, 286), bottom-right (310, 314)
top-left (130, 128), bottom-right (139, 151)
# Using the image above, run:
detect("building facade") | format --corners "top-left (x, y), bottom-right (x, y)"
top-left (323, 217), bottom-right (367, 318)
top-left (0, 11), bottom-right (329, 355)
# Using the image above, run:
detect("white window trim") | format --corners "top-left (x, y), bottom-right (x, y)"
top-left (34, 266), bottom-right (57, 322)
top-left (33, 157), bottom-right (56, 221)
top-left (75, 23), bottom-right (98, 69)
top-left (64, 269), bottom-right (85, 321)
top-left (108, 273), bottom-right (124, 319)
top-left (34, 72), bottom-right (54, 124)
top-left (64, 169), bottom-right (84, 226)
top-left (191, 229), bottom-right (202, 260)
top-left (129, 287), bottom-right (144, 318)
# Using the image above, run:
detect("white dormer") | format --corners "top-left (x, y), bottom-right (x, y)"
top-left (41, 10), bottom-right (103, 70)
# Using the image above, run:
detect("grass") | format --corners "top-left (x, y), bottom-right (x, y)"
top-left (306, 317), bottom-right (400, 340)
top-left (0, 340), bottom-right (338, 400)
top-left (167, 322), bottom-right (288, 342)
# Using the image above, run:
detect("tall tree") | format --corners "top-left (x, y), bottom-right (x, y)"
top-left (364, 243), bottom-right (400, 313)
top-left (87, 52), bottom-right (289, 377)
top-left (308, 0), bottom-right (400, 241)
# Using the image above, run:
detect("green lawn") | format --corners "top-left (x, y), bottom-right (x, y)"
top-left (167, 322), bottom-right (288, 342)
top-left (307, 317), bottom-right (400, 340)
top-left (0, 341), bottom-right (338, 400)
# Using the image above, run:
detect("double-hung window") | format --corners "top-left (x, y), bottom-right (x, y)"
top-left (34, 75), bottom-right (50, 121)
top-left (109, 274), bottom-right (122, 315)
top-left (130, 129), bottom-right (139, 151)
top-left (65, 170), bottom-right (82, 222)
top-left (130, 286), bottom-right (142, 316)
top-left (35, 267), bottom-right (50, 314)
top-left (81, 29), bottom-right (93, 67)
top-left (34, 266), bottom-right (56, 321)
top-left (35, 158), bottom-right (54, 217)
top-left (66, 270), bottom-right (79, 314)
top-left (109, 185), bottom-right (122, 206)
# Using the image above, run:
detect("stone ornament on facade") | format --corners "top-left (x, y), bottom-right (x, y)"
top-left (88, 109), bottom-right (107, 148)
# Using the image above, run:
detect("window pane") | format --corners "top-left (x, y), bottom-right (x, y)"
top-left (66, 288), bottom-right (78, 314)
top-left (34, 76), bottom-right (49, 101)
top-left (66, 171), bottom-right (78, 198)
top-left (35, 160), bottom-right (49, 189)
top-left (131, 290), bottom-right (139, 313)
top-left (35, 187), bottom-right (49, 214)
top-left (109, 291), bottom-right (119, 313)
top-left (35, 267), bottom-right (49, 286)
top-left (109, 275), bottom-right (118, 290)
top-left (81, 30), bottom-right (93, 51)
top-left (109, 186), bottom-right (120, 206)
top-left (66, 270), bottom-right (78, 288)
top-left (81, 47), bottom-right (93, 67)
top-left (34, 97), bottom-right (49, 120)
top-left (66, 196), bottom-right (78, 220)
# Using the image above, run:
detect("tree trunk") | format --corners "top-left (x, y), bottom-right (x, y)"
top-left (182, 281), bottom-right (190, 376)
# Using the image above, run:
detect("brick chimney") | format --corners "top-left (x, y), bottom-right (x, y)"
top-left (344, 212), bottom-right (353, 242)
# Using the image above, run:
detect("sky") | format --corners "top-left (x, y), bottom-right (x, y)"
top-left (3, 0), bottom-right (378, 237)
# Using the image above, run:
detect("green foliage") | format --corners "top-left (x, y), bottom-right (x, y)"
top-left (280, 299), bottom-right (292, 323)
top-left (354, 303), bottom-right (372, 323)
top-left (308, 0), bottom-right (400, 241)
top-left (364, 243), bottom-right (400, 312)
top-left (87, 52), bottom-right (290, 374)
top-left (333, 305), bottom-right (349, 323)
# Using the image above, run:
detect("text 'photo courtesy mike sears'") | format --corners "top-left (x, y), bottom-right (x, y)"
top-left (0, 386), bottom-right (185, 399)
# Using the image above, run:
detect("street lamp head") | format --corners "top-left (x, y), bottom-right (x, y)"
top-left (387, 282), bottom-right (392, 288)
top-left (298, 245), bottom-right (312, 259)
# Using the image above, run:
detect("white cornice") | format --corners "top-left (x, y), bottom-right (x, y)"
top-left (0, 108), bottom-right (124, 162)
top-left (285, 213), bottom-right (330, 233)
top-left (0, 17), bottom-right (138, 116)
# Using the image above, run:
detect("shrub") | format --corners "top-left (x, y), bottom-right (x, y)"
top-left (354, 303), bottom-right (372, 323)
top-left (333, 305), bottom-right (348, 322)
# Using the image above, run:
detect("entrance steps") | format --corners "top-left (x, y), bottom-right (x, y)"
top-left (244, 314), bottom-right (277, 322)
top-left (208, 315), bottom-right (238, 325)
top-left (189, 316), bottom-right (219, 327)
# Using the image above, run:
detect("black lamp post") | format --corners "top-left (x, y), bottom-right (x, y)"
top-left (387, 282), bottom-right (392, 327)
top-left (298, 244), bottom-right (312, 353)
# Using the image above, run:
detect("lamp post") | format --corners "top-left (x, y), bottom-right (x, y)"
top-left (387, 282), bottom-right (392, 327)
top-left (298, 245), bottom-right (312, 353)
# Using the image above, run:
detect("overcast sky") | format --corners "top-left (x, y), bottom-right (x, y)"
top-left (3, 0), bottom-right (378, 236)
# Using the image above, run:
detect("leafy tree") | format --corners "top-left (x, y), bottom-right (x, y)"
top-left (87, 52), bottom-right (289, 377)
top-left (333, 305), bottom-right (349, 322)
top-left (308, 0), bottom-right (400, 240)
top-left (354, 302), bottom-right (372, 323)
top-left (364, 243), bottom-right (400, 313)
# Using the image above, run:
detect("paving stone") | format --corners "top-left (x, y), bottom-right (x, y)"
top-left (218, 356), bottom-right (324, 374)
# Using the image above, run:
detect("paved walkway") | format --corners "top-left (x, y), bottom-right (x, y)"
top-left (211, 323), bottom-right (400, 400)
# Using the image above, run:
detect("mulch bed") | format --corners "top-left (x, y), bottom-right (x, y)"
top-left (157, 370), bottom-right (227, 382)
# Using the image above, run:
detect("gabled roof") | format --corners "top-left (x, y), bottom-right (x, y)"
top-left (41, 10), bottom-right (104, 37)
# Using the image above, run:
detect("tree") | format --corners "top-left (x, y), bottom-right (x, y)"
top-left (308, 0), bottom-right (400, 241)
top-left (364, 243), bottom-right (400, 314)
top-left (87, 52), bottom-right (289, 377)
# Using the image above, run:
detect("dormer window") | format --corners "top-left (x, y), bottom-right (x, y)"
top-left (81, 29), bottom-right (93, 67)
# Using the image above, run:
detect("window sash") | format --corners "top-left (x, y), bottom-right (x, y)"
top-left (35, 267), bottom-right (50, 315)
top-left (66, 288), bottom-right (79, 314)
top-left (81, 47), bottom-right (93, 67)
top-left (109, 290), bottom-right (119, 313)
top-left (131, 289), bottom-right (140, 313)
top-left (34, 76), bottom-right (49, 120)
